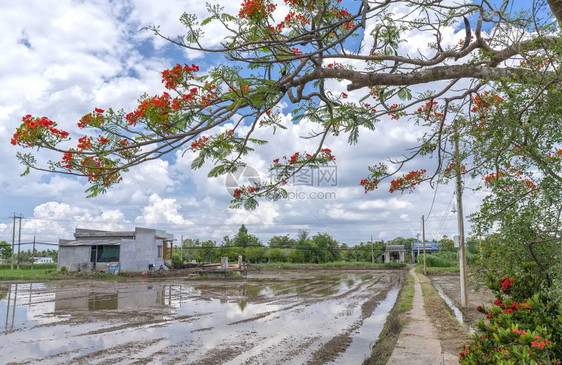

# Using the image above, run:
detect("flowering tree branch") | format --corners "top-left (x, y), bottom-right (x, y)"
top-left (11, 0), bottom-right (562, 207)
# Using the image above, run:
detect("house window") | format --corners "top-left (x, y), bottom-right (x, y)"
top-left (157, 245), bottom-right (163, 258)
top-left (91, 245), bottom-right (120, 263)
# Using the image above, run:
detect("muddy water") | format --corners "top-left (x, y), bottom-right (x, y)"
top-left (0, 270), bottom-right (402, 364)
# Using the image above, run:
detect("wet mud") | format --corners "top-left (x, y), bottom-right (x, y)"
top-left (1, 270), bottom-right (403, 364)
top-left (428, 272), bottom-right (495, 329)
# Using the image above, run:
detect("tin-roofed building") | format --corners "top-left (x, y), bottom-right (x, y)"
top-left (411, 241), bottom-right (441, 263)
top-left (57, 227), bottom-right (175, 272)
top-left (381, 245), bottom-right (407, 263)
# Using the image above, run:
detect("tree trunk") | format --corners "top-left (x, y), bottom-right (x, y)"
top-left (548, 0), bottom-right (562, 24)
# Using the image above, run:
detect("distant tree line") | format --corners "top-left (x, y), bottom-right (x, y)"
top-left (173, 226), bottom-right (479, 264)
top-left (0, 241), bottom-right (58, 263)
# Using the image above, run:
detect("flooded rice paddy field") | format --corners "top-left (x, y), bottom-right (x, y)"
top-left (1, 270), bottom-right (403, 365)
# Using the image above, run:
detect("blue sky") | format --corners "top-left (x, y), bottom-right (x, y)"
top-left (0, 0), bottom-right (497, 250)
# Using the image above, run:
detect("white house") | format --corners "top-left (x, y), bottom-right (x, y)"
top-left (34, 257), bottom-right (54, 264)
top-left (57, 227), bottom-right (175, 272)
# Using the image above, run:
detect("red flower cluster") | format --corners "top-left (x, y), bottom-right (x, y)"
top-left (512, 327), bottom-right (528, 336)
top-left (161, 63), bottom-right (199, 89)
top-left (389, 169), bottom-right (427, 193)
top-left (416, 101), bottom-right (443, 122)
top-left (61, 152), bottom-right (73, 169)
top-left (77, 136), bottom-right (92, 150)
top-left (459, 345), bottom-right (470, 358)
top-left (11, 115), bottom-right (69, 146)
top-left (522, 179), bottom-right (536, 189)
top-left (285, 11), bottom-right (308, 24)
top-left (191, 136), bottom-right (209, 151)
top-left (326, 62), bottom-right (345, 69)
top-left (271, 9), bottom-right (321, 31)
top-left (444, 162), bottom-right (467, 176)
top-left (321, 148), bottom-right (335, 161)
top-left (484, 171), bottom-right (503, 187)
top-left (289, 152), bottom-right (300, 165)
top-left (471, 91), bottom-right (504, 114)
top-left (387, 104), bottom-right (402, 120)
top-left (498, 276), bottom-right (514, 292)
top-left (239, 0), bottom-right (276, 20)
top-left (125, 93), bottom-right (172, 126)
top-left (360, 177), bottom-right (379, 193)
top-left (233, 185), bottom-right (256, 198)
top-left (531, 336), bottom-right (552, 348)
top-left (331, 7), bottom-right (355, 29)
top-left (78, 108), bottom-right (105, 128)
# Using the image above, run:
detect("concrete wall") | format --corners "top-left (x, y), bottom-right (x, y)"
top-left (58, 246), bottom-right (90, 271)
top-left (383, 250), bottom-right (406, 263)
top-left (59, 227), bottom-right (171, 272)
top-left (119, 227), bottom-right (164, 272)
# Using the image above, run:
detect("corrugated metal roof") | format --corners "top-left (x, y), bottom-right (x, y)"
top-left (59, 240), bottom-right (121, 247)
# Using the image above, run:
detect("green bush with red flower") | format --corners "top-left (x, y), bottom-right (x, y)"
top-left (460, 277), bottom-right (561, 364)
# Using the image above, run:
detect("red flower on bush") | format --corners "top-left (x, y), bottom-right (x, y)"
top-left (499, 276), bottom-right (514, 292)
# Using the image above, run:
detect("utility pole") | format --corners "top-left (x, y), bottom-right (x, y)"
top-left (181, 234), bottom-right (184, 262)
top-left (31, 236), bottom-right (36, 270)
top-left (11, 215), bottom-right (16, 270)
top-left (416, 233), bottom-right (420, 263)
top-left (454, 118), bottom-right (469, 307)
top-left (371, 235), bottom-right (374, 264)
top-left (422, 215), bottom-right (427, 275)
top-left (16, 216), bottom-right (22, 271)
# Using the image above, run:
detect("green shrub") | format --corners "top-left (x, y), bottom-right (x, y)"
top-left (383, 261), bottom-right (407, 269)
top-left (460, 294), bottom-right (560, 364)
top-left (424, 253), bottom-right (458, 267)
top-left (60, 266), bottom-right (68, 273)
top-left (466, 253), bottom-right (478, 265)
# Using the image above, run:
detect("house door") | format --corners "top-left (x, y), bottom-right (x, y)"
top-left (90, 246), bottom-right (97, 264)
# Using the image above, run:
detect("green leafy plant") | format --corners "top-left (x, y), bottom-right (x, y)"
top-left (461, 294), bottom-right (560, 364)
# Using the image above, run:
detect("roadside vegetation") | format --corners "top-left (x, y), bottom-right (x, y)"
top-left (364, 273), bottom-right (415, 365)
top-left (418, 272), bottom-right (472, 355)
top-left (0, 264), bottom-right (122, 281)
top-left (256, 261), bottom-right (407, 270)
top-left (414, 251), bottom-right (479, 274)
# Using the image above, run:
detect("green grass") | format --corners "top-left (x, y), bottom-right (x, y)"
top-left (364, 272), bottom-right (415, 365)
top-left (396, 274), bottom-right (415, 312)
top-left (414, 264), bottom-right (460, 274)
top-left (0, 263), bottom-right (59, 281)
top-left (256, 261), bottom-right (407, 270)
top-left (0, 268), bottom-right (60, 281)
top-left (0, 263), bottom-right (57, 271)
top-left (0, 264), bottom-right (124, 281)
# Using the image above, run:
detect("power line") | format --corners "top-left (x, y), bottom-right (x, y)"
top-left (424, 182), bottom-right (439, 220)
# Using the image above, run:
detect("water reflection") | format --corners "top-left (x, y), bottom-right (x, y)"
top-left (431, 281), bottom-right (475, 333)
top-left (334, 286), bottom-right (400, 364)
top-left (2, 283), bottom-right (21, 333)
top-left (54, 285), bottom-right (171, 311)
top-left (1, 273), bottom-right (373, 332)
top-left (0, 272), bottom-right (400, 364)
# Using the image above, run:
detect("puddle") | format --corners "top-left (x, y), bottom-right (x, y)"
top-left (333, 286), bottom-right (400, 364)
top-left (1, 271), bottom-right (401, 364)
top-left (431, 281), bottom-right (474, 333)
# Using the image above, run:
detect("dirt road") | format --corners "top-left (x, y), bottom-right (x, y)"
top-left (1, 269), bottom-right (403, 364)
